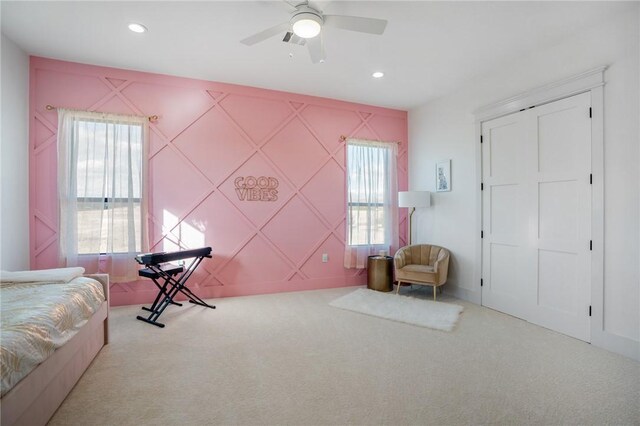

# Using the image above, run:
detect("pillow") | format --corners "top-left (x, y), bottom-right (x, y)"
top-left (0, 267), bottom-right (86, 286)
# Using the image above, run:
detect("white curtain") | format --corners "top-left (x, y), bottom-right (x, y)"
top-left (344, 138), bottom-right (399, 269)
top-left (57, 109), bottom-right (149, 282)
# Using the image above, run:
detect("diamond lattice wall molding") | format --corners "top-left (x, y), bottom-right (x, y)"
top-left (30, 57), bottom-right (408, 305)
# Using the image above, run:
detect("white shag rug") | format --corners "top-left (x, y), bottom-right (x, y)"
top-left (330, 288), bottom-right (464, 331)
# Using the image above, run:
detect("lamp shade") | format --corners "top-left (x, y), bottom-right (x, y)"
top-left (398, 191), bottom-right (431, 208)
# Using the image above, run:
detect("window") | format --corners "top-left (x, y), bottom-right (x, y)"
top-left (75, 119), bottom-right (143, 254)
top-left (58, 110), bottom-right (147, 272)
top-left (344, 139), bottom-right (398, 269)
top-left (347, 143), bottom-right (390, 245)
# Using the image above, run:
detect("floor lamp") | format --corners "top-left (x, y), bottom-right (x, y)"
top-left (398, 191), bottom-right (431, 245)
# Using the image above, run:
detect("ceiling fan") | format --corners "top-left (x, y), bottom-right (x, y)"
top-left (240, 1), bottom-right (387, 64)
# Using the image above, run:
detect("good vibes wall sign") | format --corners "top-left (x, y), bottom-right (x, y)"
top-left (234, 176), bottom-right (279, 202)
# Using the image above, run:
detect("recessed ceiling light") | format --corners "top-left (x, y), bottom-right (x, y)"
top-left (372, 71), bottom-right (384, 78)
top-left (128, 23), bottom-right (147, 33)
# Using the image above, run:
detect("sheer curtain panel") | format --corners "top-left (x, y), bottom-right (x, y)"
top-left (57, 109), bottom-right (149, 281)
top-left (344, 139), bottom-right (399, 269)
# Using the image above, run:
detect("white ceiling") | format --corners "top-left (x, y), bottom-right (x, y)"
top-left (1, 1), bottom-right (633, 110)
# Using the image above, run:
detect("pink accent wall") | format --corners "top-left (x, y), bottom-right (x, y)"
top-left (29, 57), bottom-right (408, 306)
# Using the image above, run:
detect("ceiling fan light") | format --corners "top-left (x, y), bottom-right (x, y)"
top-left (292, 13), bottom-right (322, 38)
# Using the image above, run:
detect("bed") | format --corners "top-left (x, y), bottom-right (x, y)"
top-left (0, 268), bottom-right (110, 426)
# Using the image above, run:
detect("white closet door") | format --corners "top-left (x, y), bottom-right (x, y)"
top-left (482, 92), bottom-right (592, 342)
top-left (481, 112), bottom-right (529, 320)
top-left (525, 92), bottom-right (592, 342)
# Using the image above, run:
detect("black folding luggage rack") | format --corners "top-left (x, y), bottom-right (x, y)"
top-left (134, 246), bottom-right (215, 328)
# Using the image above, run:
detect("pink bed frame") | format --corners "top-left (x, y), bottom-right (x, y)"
top-left (0, 274), bottom-right (110, 426)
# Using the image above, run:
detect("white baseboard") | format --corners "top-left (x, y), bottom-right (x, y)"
top-left (443, 284), bottom-right (480, 304)
top-left (592, 330), bottom-right (640, 361)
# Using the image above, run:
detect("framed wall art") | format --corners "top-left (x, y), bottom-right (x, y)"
top-left (436, 160), bottom-right (451, 192)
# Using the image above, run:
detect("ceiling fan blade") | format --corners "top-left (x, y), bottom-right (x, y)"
top-left (307, 34), bottom-right (325, 64)
top-left (283, 0), bottom-right (307, 10)
top-left (308, 0), bottom-right (330, 13)
top-left (323, 15), bottom-right (387, 35)
top-left (240, 22), bottom-right (290, 46)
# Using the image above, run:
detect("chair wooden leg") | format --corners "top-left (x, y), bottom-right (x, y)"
top-left (396, 281), bottom-right (401, 294)
top-left (433, 285), bottom-right (436, 301)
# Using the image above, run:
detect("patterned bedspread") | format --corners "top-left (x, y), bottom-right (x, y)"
top-left (0, 277), bottom-right (105, 396)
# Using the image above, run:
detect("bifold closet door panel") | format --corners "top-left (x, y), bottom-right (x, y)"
top-left (481, 111), bottom-right (529, 321)
top-left (525, 92), bottom-right (592, 342)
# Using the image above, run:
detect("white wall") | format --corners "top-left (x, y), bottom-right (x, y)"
top-left (409, 9), bottom-right (639, 357)
top-left (1, 34), bottom-right (30, 270)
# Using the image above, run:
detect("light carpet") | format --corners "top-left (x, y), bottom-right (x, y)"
top-left (330, 288), bottom-right (463, 331)
top-left (49, 286), bottom-right (639, 425)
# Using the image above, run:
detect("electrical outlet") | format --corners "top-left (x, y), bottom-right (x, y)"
top-left (322, 253), bottom-right (329, 263)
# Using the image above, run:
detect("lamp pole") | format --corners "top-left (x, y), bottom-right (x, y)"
top-left (408, 207), bottom-right (415, 245)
